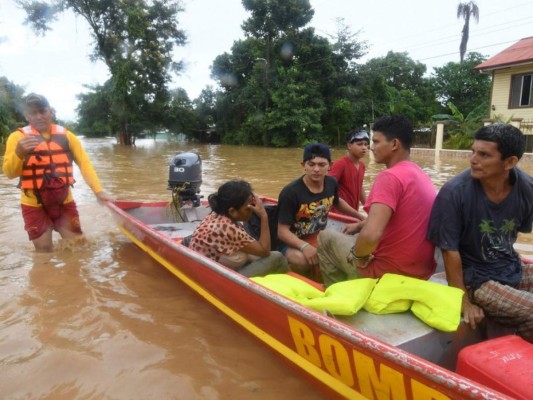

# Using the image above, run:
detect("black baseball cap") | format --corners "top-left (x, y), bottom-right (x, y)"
top-left (346, 129), bottom-right (370, 143)
top-left (24, 93), bottom-right (50, 110)
top-left (303, 143), bottom-right (331, 162)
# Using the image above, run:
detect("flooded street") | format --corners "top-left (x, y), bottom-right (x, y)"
top-left (1, 138), bottom-right (532, 399)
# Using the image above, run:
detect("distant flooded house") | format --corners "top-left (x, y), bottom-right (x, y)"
top-left (474, 37), bottom-right (533, 134)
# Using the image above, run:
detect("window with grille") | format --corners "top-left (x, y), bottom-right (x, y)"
top-left (510, 73), bottom-right (533, 108)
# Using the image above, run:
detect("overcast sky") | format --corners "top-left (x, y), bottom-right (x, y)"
top-left (1, 0), bottom-right (532, 121)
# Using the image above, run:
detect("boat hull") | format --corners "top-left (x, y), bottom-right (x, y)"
top-left (106, 200), bottom-right (512, 400)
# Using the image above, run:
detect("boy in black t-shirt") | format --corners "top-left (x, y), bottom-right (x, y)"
top-left (277, 143), bottom-right (361, 277)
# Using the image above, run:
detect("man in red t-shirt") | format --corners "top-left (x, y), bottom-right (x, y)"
top-left (317, 115), bottom-right (437, 286)
top-left (329, 129), bottom-right (369, 216)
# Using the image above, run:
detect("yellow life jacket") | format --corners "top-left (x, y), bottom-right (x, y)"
top-left (251, 274), bottom-right (377, 316)
top-left (364, 273), bottom-right (464, 332)
top-left (19, 124), bottom-right (75, 190)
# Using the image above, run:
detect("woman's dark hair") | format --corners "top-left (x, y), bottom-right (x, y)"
top-left (208, 180), bottom-right (253, 216)
top-left (474, 123), bottom-right (525, 160)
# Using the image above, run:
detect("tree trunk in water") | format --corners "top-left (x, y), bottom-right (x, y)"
top-left (120, 120), bottom-right (135, 146)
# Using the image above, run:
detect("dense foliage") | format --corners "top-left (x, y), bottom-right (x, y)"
top-left (431, 52), bottom-right (490, 114)
top-left (16, 0), bottom-right (187, 145)
top-left (1, 0), bottom-right (491, 147)
top-left (0, 78), bottom-right (25, 141)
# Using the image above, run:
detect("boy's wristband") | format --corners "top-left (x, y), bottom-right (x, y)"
top-left (299, 242), bottom-right (310, 252)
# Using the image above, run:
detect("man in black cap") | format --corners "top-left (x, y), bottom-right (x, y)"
top-left (277, 143), bottom-right (363, 278)
top-left (2, 93), bottom-right (112, 252)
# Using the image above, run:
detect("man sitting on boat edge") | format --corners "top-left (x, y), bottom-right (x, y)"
top-left (428, 123), bottom-right (533, 343)
top-left (317, 115), bottom-right (437, 286)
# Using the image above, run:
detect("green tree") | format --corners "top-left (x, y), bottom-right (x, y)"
top-left (76, 82), bottom-right (113, 137)
top-left (431, 52), bottom-right (490, 116)
top-left (330, 18), bottom-right (367, 66)
top-left (241, 0), bottom-right (314, 43)
top-left (211, 37), bottom-right (265, 144)
top-left (166, 88), bottom-right (197, 137)
top-left (457, 1), bottom-right (480, 62)
top-left (17, 0), bottom-right (186, 145)
top-left (239, 0), bottom-right (315, 145)
top-left (192, 87), bottom-right (219, 142)
top-left (0, 77), bottom-right (25, 142)
top-left (210, 0), bottom-right (367, 146)
top-left (431, 101), bottom-right (485, 149)
top-left (318, 18), bottom-right (367, 144)
top-left (355, 52), bottom-right (439, 125)
top-left (266, 64), bottom-right (325, 147)
top-left (329, 99), bottom-right (356, 146)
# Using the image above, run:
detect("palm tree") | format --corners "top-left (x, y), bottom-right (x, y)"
top-left (457, 2), bottom-right (480, 62)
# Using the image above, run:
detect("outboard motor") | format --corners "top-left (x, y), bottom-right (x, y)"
top-left (168, 151), bottom-right (202, 207)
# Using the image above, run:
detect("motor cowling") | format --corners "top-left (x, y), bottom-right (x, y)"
top-left (168, 152), bottom-right (202, 207)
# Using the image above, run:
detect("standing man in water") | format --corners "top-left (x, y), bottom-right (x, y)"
top-left (2, 93), bottom-right (112, 252)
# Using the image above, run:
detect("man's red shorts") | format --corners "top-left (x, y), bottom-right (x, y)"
top-left (21, 202), bottom-right (82, 240)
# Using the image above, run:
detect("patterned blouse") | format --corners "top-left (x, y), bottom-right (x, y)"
top-left (189, 212), bottom-right (254, 261)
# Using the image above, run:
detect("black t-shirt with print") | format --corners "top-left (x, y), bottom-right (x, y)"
top-left (277, 175), bottom-right (339, 238)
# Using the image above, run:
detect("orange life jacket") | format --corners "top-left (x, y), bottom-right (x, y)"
top-left (19, 124), bottom-right (75, 190)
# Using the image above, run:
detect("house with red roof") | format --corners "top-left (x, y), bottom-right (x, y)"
top-left (474, 37), bottom-right (533, 129)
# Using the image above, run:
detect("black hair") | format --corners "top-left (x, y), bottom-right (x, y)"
top-left (372, 115), bottom-right (413, 150)
top-left (474, 123), bottom-right (526, 160)
top-left (208, 180), bottom-right (253, 216)
top-left (303, 143), bottom-right (331, 162)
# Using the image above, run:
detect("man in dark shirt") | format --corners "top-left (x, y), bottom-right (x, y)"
top-left (428, 123), bottom-right (533, 343)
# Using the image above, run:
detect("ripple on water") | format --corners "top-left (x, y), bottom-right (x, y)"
top-left (0, 294), bottom-right (44, 366)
